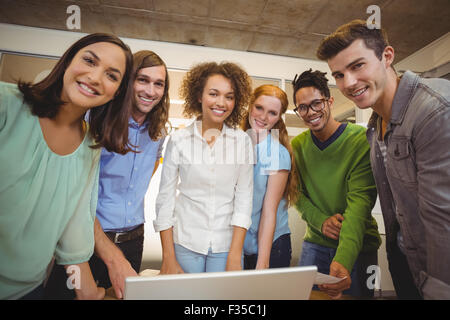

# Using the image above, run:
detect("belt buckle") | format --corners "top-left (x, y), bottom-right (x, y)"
top-left (114, 231), bottom-right (126, 244)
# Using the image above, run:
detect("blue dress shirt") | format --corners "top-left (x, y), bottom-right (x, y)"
top-left (96, 117), bottom-right (165, 232)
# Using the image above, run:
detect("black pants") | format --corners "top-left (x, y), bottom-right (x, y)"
top-left (19, 284), bottom-right (45, 300)
top-left (244, 233), bottom-right (292, 269)
top-left (386, 241), bottom-right (422, 300)
top-left (43, 234), bottom-right (144, 300)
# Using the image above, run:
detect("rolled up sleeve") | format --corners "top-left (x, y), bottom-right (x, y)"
top-left (154, 136), bottom-right (179, 232)
top-left (231, 134), bottom-right (254, 229)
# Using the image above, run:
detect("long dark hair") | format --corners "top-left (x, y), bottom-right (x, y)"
top-left (131, 50), bottom-right (170, 140)
top-left (18, 33), bottom-right (134, 154)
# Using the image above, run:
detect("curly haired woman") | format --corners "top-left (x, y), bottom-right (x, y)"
top-left (154, 61), bottom-right (254, 274)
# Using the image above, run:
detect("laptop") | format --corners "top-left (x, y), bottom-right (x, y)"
top-left (124, 266), bottom-right (317, 300)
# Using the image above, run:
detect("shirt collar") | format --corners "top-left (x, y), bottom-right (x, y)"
top-left (310, 123), bottom-right (347, 151)
top-left (366, 71), bottom-right (419, 131)
top-left (390, 71), bottom-right (419, 125)
top-left (192, 119), bottom-right (232, 140)
top-left (129, 117), bottom-right (149, 131)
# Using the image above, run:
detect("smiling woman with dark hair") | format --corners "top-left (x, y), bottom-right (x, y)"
top-left (0, 33), bottom-right (133, 300)
top-left (18, 33), bottom-right (134, 154)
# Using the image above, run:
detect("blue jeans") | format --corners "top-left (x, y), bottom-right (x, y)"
top-left (244, 233), bottom-right (292, 269)
top-left (298, 241), bottom-right (377, 298)
top-left (174, 244), bottom-right (243, 273)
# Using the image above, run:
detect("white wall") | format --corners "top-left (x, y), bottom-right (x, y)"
top-left (0, 23), bottom-right (330, 82)
top-left (394, 32), bottom-right (450, 73)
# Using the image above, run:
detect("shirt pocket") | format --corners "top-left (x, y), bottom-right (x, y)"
top-left (386, 136), bottom-right (417, 184)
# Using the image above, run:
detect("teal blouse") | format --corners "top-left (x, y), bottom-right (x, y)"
top-left (0, 82), bottom-right (101, 299)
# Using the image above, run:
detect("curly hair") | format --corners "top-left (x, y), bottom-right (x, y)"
top-left (292, 69), bottom-right (330, 105)
top-left (180, 61), bottom-right (252, 128)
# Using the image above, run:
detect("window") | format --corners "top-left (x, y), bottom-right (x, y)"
top-left (0, 52), bottom-right (57, 84)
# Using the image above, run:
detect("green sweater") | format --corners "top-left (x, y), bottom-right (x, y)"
top-left (291, 123), bottom-right (381, 273)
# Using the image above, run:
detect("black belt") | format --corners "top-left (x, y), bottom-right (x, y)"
top-left (106, 224), bottom-right (144, 244)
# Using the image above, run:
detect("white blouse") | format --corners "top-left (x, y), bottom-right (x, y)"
top-left (154, 121), bottom-right (254, 254)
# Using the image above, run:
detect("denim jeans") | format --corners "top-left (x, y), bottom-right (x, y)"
top-left (244, 233), bottom-right (292, 269)
top-left (174, 244), bottom-right (243, 273)
top-left (298, 241), bottom-right (377, 298)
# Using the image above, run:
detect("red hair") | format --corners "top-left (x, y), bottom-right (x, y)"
top-left (241, 84), bottom-right (299, 206)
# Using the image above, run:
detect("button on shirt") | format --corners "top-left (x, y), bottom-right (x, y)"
top-left (154, 121), bottom-right (254, 254)
top-left (375, 119), bottom-right (406, 255)
top-left (96, 117), bottom-right (165, 232)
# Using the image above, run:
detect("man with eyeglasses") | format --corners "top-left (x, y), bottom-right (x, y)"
top-left (291, 69), bottom-right (381, 299)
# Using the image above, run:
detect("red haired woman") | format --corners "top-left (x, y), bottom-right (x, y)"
top-left (241, 84), bottom-right (299, 269)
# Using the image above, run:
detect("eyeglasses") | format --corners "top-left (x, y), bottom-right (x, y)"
top-left (293, 98), bottom-right (329, 117)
